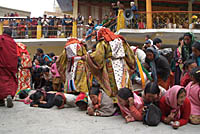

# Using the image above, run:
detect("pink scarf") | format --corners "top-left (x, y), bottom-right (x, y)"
top-left (118, 92), bottom-right (143, 121)
top-left (165, 85), bottom-right (184, 120)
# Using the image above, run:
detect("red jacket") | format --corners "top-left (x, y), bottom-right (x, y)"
top-left (180, 72), bottom-right (191, 87)
top-left (0, 34), bottom-right (18, 99)
top-left (159, 96), bottom-right (191, 126)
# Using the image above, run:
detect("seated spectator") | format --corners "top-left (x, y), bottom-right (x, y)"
top-left (42, 67), bottom-right (53, 92)
top-left (159, 85), bottom-right (191, 129)
top-left (152, 38), bottom-right (162, 50)
top-left (43, 54), bottom-right (53, 66)
top-left (87, 87), bottom-right (116, 117)
top-left (145, 47), bottom-right (170, 90)
top-left (142, 40), bottom-right (152, 51)
top-left (191, 41), bottom-right (200, 66)
top-left (185, 67), bottom-right (200, 125)
top-left (75, 92), bottom-right (89, 111)
top-left (180, 59), bottom-right (197, 87)
top-left (117, 88), bottom-right (144, 122)
top-left (142, 82), bottom-right (166, 107)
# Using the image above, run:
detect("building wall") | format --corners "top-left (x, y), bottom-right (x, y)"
top-left (0, 6), bottom-right (31, 17)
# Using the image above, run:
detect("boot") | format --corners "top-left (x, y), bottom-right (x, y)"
top-left (6, 95), bottom-right (13, 108)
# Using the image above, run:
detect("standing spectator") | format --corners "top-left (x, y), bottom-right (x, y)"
top-left (25, 16), bottom-right (32, 38)
top-left (11, 19), bottom-right (18, 38)
top-left (41, 15), bottom-right (49, 38)
top-left (31, 17), bottom-right (38, 38)
top-left (0, 28), bottom-right (18, 108)
top-left (61, 14), bottom-right (67, 36)
top-left (130, 2), bottom-right (138, 28)
top-left (174, 37), bottom-right (184, 85)
top-left (49, 16), bottom-right (54, 37)
top-left (14, 12), bottom-right (19, 17)
top-left (88, 16), bottom-right (94, 27)
top-left (183, 32), bottom-right (194, 60)
top-left (53, 16), bottom-right (59, 37)
top-left (65, 15), bottom-right (73, 37)
top-left (109, 11), bottom-right (116, 32)
top-left (77, 13), bottom-right (84, 38)
top-left (18, 20), bottom-right (26, 39)
top-left (102, 15), bottom-right (109, 27)
top-left (138, 19), bottom-right (145, 29)
top-left (37, 17), bottom-right (42, 25)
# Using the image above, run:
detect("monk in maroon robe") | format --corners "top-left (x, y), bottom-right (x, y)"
top-left (0, 28), bottom-right (18, 108)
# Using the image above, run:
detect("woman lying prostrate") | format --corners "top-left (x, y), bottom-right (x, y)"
top-left (142, 82), bottom-right (166, 107)
top-left (159, 85), bottom-right (191, 129)
top-left (117, 88), bottom-right (144, 123)
top-left (87, 87), bottom-right (116, 117)
top-left (185, 67), bottom-right (200, 125)
top-left (30, 90), bottom-right (88, 110)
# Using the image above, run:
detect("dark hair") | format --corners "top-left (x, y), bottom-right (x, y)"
top-left (76, 101), bottom-right (87, 107)
top-left (183, 59), bottom-right (196, 70)
top-left (31, 91), bottom-right (44, 101)
top-left (144, 82), bottom-right (160, 95)
top-left (178, 36), bottom-right (184, 46)
top-left (18, 90), bottom-right (28, 99)
top-left (37, 48), bottom-right (44, 54)
top-left (146, 35), bottom-right (150, 39)
top-left (89, 87), bottom-right (100, 96)
top-left (3, 28), bottom-right (12, 36)
top-left (49, 52), bottom-right (55, 58)
top-left (54, 95), bottom-right (63, 107)
top-left (177, 88), bottom-right (186, 99)
top-left (192, 41), bottom-right (200, 51)
top-left (153, 38), bottom-right (162, 45)
top-left (118, 88), bottom-right (133, 100)
top-left (43, 67), bottom-right (49, 73)
top-left (184, 33), bottom-right (192, 39)
top-left (190, 66), bottom-right (200, 84)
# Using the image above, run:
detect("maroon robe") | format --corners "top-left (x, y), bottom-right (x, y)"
top-left (0, 34), bottom-right (18, 99)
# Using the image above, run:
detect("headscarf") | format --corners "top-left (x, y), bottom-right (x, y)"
top-left (43, 55), bottom-right (52, 62)
top-left (75, 92), bottom-right (88, 105)
top-left (183, 32), bottom-right (194, 60)
top-left (165, 85), bottom-right (184, 120)
top-left (146, 47), bottom-right (159, 82)
top-left (97, 27), bottom-right (124, 42)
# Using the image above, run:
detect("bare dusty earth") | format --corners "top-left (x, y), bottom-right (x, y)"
top-left (0, 101), bottom-right (199, 134)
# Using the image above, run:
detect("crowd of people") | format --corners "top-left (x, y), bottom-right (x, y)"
top-left (0, 20), bottom-right (200, 129)
top-left (1, 1), bottom-right (199, 40)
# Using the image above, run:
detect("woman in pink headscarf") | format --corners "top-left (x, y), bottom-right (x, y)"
top-left (117, 88), bottom-right (144, 123)
top-left (159, 85), bottom-right (191, 129)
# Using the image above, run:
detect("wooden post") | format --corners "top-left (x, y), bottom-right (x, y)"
top-left (188, 0), bottom-right (193, 25)
top-left (0, 22), bottom-right (3, 35)
top-left (146, 0), bottom-right (152, 29)
top-left (72, 0), bottom-right (78, 38)
top-left (134, 0), bottom-right (138, 9)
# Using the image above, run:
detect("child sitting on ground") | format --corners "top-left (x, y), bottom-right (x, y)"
top-left (185, 66), bottom-right (200, 125)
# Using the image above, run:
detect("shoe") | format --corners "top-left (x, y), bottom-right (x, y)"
top-left (6, 95), bottom-right (13, 108)
top-left (0, 100), bottom-right (5, 106)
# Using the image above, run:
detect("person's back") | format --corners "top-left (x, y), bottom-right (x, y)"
top-left (0, 28), bottom-right (18, 108)
top-left (155, 54), bottom-right (170, 81)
